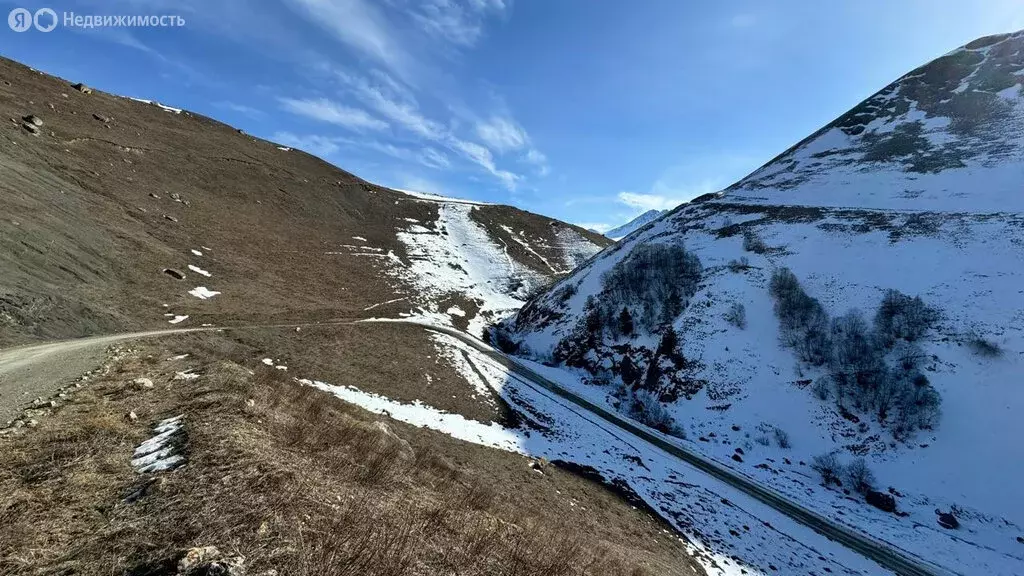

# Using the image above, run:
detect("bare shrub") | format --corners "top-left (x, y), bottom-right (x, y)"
top-left (773, 427), bottom-right (791, 449)
top-left (727, 257), bottom-right (750, 272)
top-left (724, 303), bottom-right (747, 330)
top-left (625, 389), bottom-right (682, 437)
top-left (845, 458), bottom-right (876, 495)
top-left (874, 289), bottom-right (939, 347)
top-left (742, 230), bottom-right (769, 254)
top-left (967, 334), bottom-right (1003, 357)
top-left (811, 453), bottom-right (844, 486)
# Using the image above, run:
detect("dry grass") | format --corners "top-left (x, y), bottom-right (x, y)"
top-left (0, 336), bottom-right (700, 576)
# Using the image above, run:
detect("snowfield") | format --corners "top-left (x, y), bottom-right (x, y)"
top-left (380, 191), bottom-right (604, 336)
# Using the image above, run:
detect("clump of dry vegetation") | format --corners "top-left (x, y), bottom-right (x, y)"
top-left (0, 333), bottom-right (699, 576)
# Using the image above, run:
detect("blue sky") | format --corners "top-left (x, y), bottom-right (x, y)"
top-left (3, 1), bottom-right (1023, 230)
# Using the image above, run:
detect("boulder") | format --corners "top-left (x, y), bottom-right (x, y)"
top-left (72, 82), bottom-right (92, 94)
top-left (92, 113), bottom-right (110, 123)
top-left (22, 114), bottom-right (42, 126)
top-left (134, 378), bottom-right (155, 389)
top-left (731, 453), bottom-right (743, 463)
top-left (937, 512), bottom-right (960, 530)
top-left (865, 490), bottom-right (897, 513)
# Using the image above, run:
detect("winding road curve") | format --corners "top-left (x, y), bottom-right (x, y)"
top-left (0, 320), bottom-right (954, 576)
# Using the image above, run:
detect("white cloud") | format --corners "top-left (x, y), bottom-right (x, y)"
top-left (357, 84), bottom-right (445, 139)
top-left (358, 140), bottom-right (451, 169)
top-left (279, 97), bottom-right (388, 131)
top-left (272, 132), bottom-right (341, 156)
top-left (284, 0), bottom-right (408, 75)
top-left (476, 116), bottom-right (528, 152)
top-left (577, 222), bottom-right (614, 234)
top-left (420, 147), bottom-right (451, 169)
top-left (450, 138), bottom-right (520, 190)
top-left (523, 148), bottom-right (550, 176)
top-left (215, 101), bottom-right (264, 118)
top-left (410, 0), bottom-right (508, 47)
top-left (616, 192), bottom-right (686, 212)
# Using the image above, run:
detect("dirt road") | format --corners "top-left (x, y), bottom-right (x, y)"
top-left (0, 328), bottom-right (206, 422)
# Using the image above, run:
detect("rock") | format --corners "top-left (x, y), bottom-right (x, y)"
top-left (11, 420), bottom-right (24, 429)
top-left (150, 192), bottom-right (161, 199)
top-left (529, 461), bottom-right (543, 472)
top-left (175, 546), bottom-right (245, 576)
top-left (127, 411), bottom-right (139, 422)
top-left (163, 215), bottom-right (178, 223)
top-left (865, 490), bottom-right (897, 513)
top-left (22, 122), bottom-right (39, 135)
top-left (937, 511), bottom-right (960, 530)
top-left (734, 447), bottom-right (744, 455)
top-left (371, 421), bottom-right (415, 461)
top-left (170, 193), bottom-right (183, 203)
top-left (92, 113), bottom-right (110, 123)
top-left (134, 377), bottom-right (155, 389)
top-left (72, 82), bottom-right (92, 94)
top-left (22, 115), bottom-right (42, 126)
top-left (163, 268), bottom-right (186, 280)
top-left (245, 399), bottom-right (255, 408)
top-left (731, 453), bottom-right (743, 463)
top-left (1016, 536), bottom-right (1023, 544)
top-left (26, 419), bottom-right (38, 428)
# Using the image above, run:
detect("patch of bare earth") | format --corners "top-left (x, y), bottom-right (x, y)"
top-left (0, 331), bottom-right (703, 575)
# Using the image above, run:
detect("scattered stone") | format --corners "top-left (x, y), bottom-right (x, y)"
top-left (734, 447), bottom-right (744, 455)
top-left (72, 82), bottom-right (92, 94)
top-left (134, 377), bottom-right (155, 389)
top-left (127, 411), bottom-right (139, 422)
top-left (731, 453), bottom-right (743, 463)
top-left (529, 461), bottom-right (543, 473)
top-left (937, 511), bottom-right (960, 530)
top-left (26, 419), bottom-right (38, 428)
top-left (170, 192), bottom-right (183, 203)
top-left (22, 122), bottom-right (39, 135)
top-left (150, 192), bottom-right (161, 199)
top-left (245, 399), bottom-right (255, 408)
top-left (163, 214), bottom-right (178, 223)
top-left (92, 113), bottom-right (110, 123)
top-left (163, 268), bottom-right (186, 280)
top-left (23, 114), bottom-right (42, 126)
top-left (865, 490), bottom-right (897, 513)
top-left (12, 420), bottom-right (24, 429)
top-left (1016, 536), bottom-right (1023, 544)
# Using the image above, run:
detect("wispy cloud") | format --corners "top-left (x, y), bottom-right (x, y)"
top-left (279, 97), bottom-right (388, 131)
top-left (476, 115), bottom-right (528, 152)
top-left (450, 138), bottom-right (519, 189)
top-left (283, 0), bottom-right (409, 76)
top-left (272, 132), bottom-right (342, 156)
top-left (215, 101), bottom-right (265, 118)
top-left (411, 0), bottom-right (507, 47)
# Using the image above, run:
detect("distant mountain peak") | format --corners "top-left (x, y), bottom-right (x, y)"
top-left (603, 209), bottom-right (667, 240)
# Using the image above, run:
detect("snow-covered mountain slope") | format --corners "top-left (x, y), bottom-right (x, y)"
top-left (604, 209), bottom-right (667, 240)
top-left (497, 31), bottom-right (1024, 576)
top-left (378, 191), bottom-right (610, 336)
top-left (731, 31), bottom-right (1024, 212)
